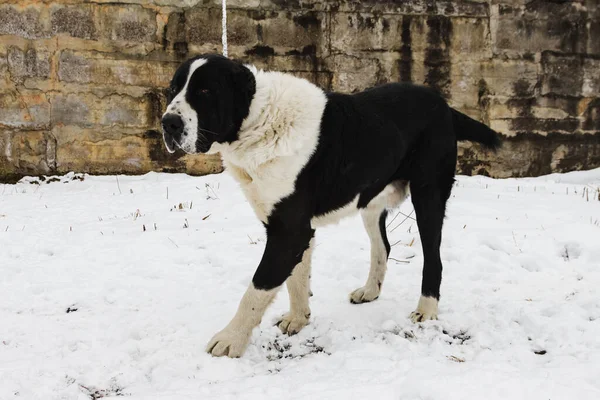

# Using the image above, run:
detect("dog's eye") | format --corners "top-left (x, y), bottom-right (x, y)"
top-left (166, 87), bottom-right (176, 100)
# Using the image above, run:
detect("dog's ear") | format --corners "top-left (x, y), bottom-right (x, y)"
top-left (232, 62), bottom-right (256, 108)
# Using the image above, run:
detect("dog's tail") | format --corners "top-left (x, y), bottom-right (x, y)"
top-left (451, 108), bottom-right (501, 151)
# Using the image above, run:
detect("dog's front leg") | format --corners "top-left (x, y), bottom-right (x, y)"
top-left (206, 222), bottom-right (314, 358)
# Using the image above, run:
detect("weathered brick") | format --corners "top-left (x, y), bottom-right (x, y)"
top-left (55, 127), bottom-right (154, 174)
top-left (494, 3), bottom-right (588, 55)
top-left (450, 17), bottom-right (490, 60)
top-left (458, 132), bottom-right (600, 178)
top-left (325, 55), bottom-right (382, 93)
top-left (0, 5), bottom-right (48, 39)
top-left (582, 58), bottom-right (600, 97)
top-left (51, 92), bottom-right (152, 129)
top-left (58, 50), bottom-right (178, 88)
top-left (481, 59), bottom-right (539, 97)
top-left (259, 11), bottom-right (327, 53)
top-left (50, 4), bottom-right (98, 40)
top-left (0, 90), bottom-right (51, 129)
top-left (582, 98), bottom-right (600, 131)
top-left (186, 8), bottom-right (258, 48)
top-left (489, 96), bottom-right (578, 120)
top-left (331, 13), bottom-right (404, 53)
top-left (5, 130), bottom-right (57, 174)
top-left (541, 52), bottom-right (584, 97)
top-left (7, 46), bottom-right (51, 80)
top-left (99, 5), bottom-right (157, 44)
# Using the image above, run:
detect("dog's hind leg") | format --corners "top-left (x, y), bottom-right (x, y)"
top-left (349, 207), bottom-right (390, 304)
top-left (277, 238), bottom-right (314, 335)
top-left (350, 182), bottom-right (408, 304)
top-left (349, 185), bottom-right (401, 304)
top-left (408, 160), bottom-right (455, 322)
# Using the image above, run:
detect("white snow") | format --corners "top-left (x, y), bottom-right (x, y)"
top-left (1, 169), bottom-right (600, 399)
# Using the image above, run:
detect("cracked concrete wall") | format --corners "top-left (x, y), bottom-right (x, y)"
top-left (1, 0), bottom-right (599, 182)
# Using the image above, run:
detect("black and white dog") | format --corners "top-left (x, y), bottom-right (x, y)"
top-left (161, 54), bottom-right (500, 358)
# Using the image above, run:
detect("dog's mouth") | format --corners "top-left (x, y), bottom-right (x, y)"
top-left (163, 137), bottom-right (180, 154)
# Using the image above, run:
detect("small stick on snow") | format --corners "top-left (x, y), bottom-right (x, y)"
top-left (512, 231), bottom-right (522, 253)
top-left (389, 210), bottom-right (415, 232)
top-left (389, 257), bottom-right (410, 263)
top-left (168, 237), bottom-right (179, 248)
top-left (115, 176), bottom-right (122, 194)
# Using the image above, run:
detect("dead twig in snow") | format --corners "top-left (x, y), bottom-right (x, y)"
top-left (389, 210), bottom-right (415, 233)
top-left (512, 231), bottom-right (522, 253)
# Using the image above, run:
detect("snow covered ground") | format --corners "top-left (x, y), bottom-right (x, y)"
top-left (1, 169), bottom-right (599, 400)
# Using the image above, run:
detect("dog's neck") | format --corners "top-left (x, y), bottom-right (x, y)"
top-left (218, 68), bottom-right (327, 174)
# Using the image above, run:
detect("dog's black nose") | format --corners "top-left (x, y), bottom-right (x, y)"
top-left (162, 113), bottom-right (184, 139)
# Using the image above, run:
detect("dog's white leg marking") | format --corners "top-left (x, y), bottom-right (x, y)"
top-left (350, 207), bottom-right (389, 304)
top-left (350, 182), bottom-right (408, 304)
top-left (278, 238), bottom-right (314, 335)
top-left (409, 295), bottom-right (439, 322)
top-left (206, 283), bottom-right (279, 357)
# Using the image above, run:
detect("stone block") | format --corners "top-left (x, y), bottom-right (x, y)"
top-left (582, 98), bottom-right (600, 131)
top-left (0, 90), bottom-right (51, 129)
top-left (494, 3), bottom-right (588, 55)
top-left (186, 7), bottom-right (258, 48)
top-left (448, 61), bottom-right (485, 109)
top-left (0, 5), bottom-right (49, 39)
top-left (55, 127), bottom-right (154, 174)
top-left (458, 132), bottom-right (600, 178)
top-left (331, 12), bottom-right (402, 53)
top-left (489, 96), bottom-right (578, 121)
top-left (540, 52), bottom-right (584, 97)
top-left (325, 55), bottom-right (382, 93)
top-left (480, 59), bottom-right (539, 97)
top-left (7, 46), bottom-right (51, 81)
top-left (99, 5), bottom-right (157, 44)
top-left (50, 4), bottom-right (98, 40)
top-left (58, 50), bottom-right (178, 88)
top-left (259, 11), bottom-right (327, 54)
top-left (582, 58), bottom-right (600, 97)
top-left (450, 17), bottom-right (490, 60)
top-left (51, 93), bottom-right (152, 129)
top-left (9, 130), bottom-right (56, 174)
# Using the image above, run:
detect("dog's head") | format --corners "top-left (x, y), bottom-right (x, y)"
top-left (161, 55), bottom-right (256, 154)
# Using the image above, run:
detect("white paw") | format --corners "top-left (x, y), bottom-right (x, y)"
top-left (349, 284), bottom-right (380, 304)
top-left (409, 295), bottom-right (439, 323)
top-left (206, 328), bottom-right (251, 358)
top-left (277, 312), bottom-right (310, 335)
top-left (409, 310), bottom-right (438, 323)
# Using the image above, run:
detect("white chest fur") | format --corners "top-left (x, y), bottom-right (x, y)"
top-left (216, 69), bottom-right (327, 224)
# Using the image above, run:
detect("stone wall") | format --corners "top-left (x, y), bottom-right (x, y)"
top-left (1, 0), bottom-right (599, 182)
